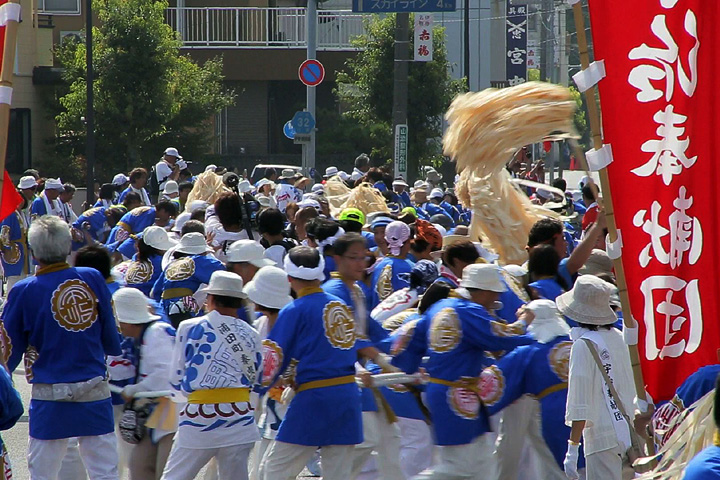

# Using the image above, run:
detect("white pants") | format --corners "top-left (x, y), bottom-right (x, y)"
top-left (397, 417), bottom-right (433, 478)
top-left (28, 433), bottom-right (119, 480)
top-left (263, 441), bottom-right (354, 480)
top-left (585, 446), bottom-right (634, 480)
top-left (412, 434), bottom-right (496, 480)
top-left (161, 442), bottom-right (253, 480)
top-left (351, 411), bottom-right (404, 479)
top-left (58, 438), bottom-right (87, 480)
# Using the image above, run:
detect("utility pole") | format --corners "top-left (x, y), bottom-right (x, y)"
top-left (464, 0), bottom-right (470, 83)
top-left (303, 0), bottom-right (317, 176)
top-left (392, 13), bottom-right (410, 177)
top-left (85, 0), bottom-right (95, 205)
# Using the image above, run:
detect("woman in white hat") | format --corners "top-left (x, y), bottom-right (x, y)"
top-left (121, 226), bottom-right (177, 297)
top-left (163, 271), bottom-right (262, 480)
top-left (243, 266), bottom-right (293, 480)
top-left (151, 232), bottom-right (225, 327)
top-left (479, 299), bottom-right (578, 480)
top-left (112, 287), bottom-right (176, 480)
top-left (559, 276), bottom-right (636, 480)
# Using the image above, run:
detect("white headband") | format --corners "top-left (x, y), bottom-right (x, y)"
top-left (284, 253), bottom-right (326, 281)
top-left (317, 227), bottom-right (345, 250)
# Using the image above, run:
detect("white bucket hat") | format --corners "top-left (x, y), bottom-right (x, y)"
top-left (113, 287), bottom-right (161, 325)
top-left (175, 232), bottom-right (212, 255)
top-left (143, 226), bottom-right (177, 251)
top-left (243, 266), bottom-right (293, 310)
top-left (44, 178), bottom-right (64, 190)
top-left (163, 180), bottom-right (179, 195)
top-left (199, 271), bottom-right (247, 299)
top-left (556, 275), bottom-right (617, 326)
top-left (171, 212), bottom-right (191, 233)
top-left (164, 147), bottom-right (180, 157)
top-left (525, 299), bottom-right (570, 343)
top-left (324, 166), bottom-right (339, 178)
top-left (459, 264), bottom-right (507, 293)
top-left (18, 176), bottom-right (37, 190)
top-left (112, 173), bottom-right (129, 186)
top-left (429, 188), bottom-right (444, 199)
top-left (226, 240), bottom-right (276, 267)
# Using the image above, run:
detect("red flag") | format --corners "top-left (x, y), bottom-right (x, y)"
top-left (588, 0), bottom-right (720, 401)
top-left (0, 170), bottom-right (21, 222)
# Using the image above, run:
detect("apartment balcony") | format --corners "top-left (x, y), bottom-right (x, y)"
top-left (165, 7), bottom-right (366, 50)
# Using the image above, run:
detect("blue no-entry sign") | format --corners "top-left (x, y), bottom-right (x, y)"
top-left (299, 59), bottom-right (325, 87)
top-left (291, 111), bottom-right (316, 135)
top-left (283, 120), bottom-right (296, 139)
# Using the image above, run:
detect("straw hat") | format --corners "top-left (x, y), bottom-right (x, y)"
top-left (175, 232), bottom-right (212, 255)
top-left (143, 226), bottom-right (177, 251)
top-left (459, 264), bottom-right (507, 293)
top-left (243, 266), bottom-right (293, 310)
top-left (556, 275), bottom-right (617, 325)
top-left (112, 288), bottom-right (161, 325)
top-left (199, 271), bottom-right (247, 299)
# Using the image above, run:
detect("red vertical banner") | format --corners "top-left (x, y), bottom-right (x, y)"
top-left (587, 0), bottom-right (720, 401)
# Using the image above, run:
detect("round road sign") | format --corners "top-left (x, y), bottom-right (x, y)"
top-left (299, 59), bottom-right (325, 87)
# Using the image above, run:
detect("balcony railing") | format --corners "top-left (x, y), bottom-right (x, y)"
top-left (165, 7), bottom-right (366, 50)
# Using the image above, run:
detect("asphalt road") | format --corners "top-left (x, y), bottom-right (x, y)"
top-left (4, 370), bottom-right (317, 480)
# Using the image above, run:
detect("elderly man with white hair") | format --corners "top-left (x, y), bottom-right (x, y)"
top-left (0, 216), bottom-right (122, 479)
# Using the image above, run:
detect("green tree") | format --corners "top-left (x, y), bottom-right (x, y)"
top-left (50, 0), bottom-right (234, 181)
top-left (335, 14), bottom-right (465, 176)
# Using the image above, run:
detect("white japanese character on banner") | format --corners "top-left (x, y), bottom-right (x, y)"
top-left (508, 76), bottom-right (526, 86)
top-left (633, 186), bottom-right (702, 269)
top-left (632, 105), bottom-right (697, 185)
top-left (628, 9), bottom-right (699, 103)
top-left (507, 19), bottom-right (526, 40)
top-left (640, 275), bottom-right (702, 361)
top-left (507, 47), bottom-right (526, 65)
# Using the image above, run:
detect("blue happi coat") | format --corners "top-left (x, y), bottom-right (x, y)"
top-left (480, 336), bottom-right (585, 470)
top-left (392, 297), bottom-right (533, 445)
top-left (370, 256), bottom-right (414, 308)
top-left (151, 254), bottom-right (224, 318)
top-left (106, 206), bottom-right (156, 246)
top-left (260, 287), bottom-right (362, 446)
top-left (1, 263), bottom-right (121, 439)
top-left (0, 211), bottom-right (30, 277)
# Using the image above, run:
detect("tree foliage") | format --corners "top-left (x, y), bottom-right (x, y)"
top-left (51, 0), bottom-right (234, 181)
top-left (335, 14), bottom-right (465, 175)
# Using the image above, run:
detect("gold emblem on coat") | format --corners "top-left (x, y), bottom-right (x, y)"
top-left (490, 320), bottom-right (524, 337)
top-left (429, 307), bottom-right (462, 353)
top-left (166, 257), bottom-right (195, 281)
top-left (548, 341), bottom-right (572, 382)
top-left (478, 365), bottom-right (505, 407)
top-left (0, 225), bottom-right (20, 265)
top-left (447, 381), bottom-right (480, 420)
top-left (500, 269), bottom-right (529, 302)
top-left (323, 301), bottom-right (356, 350)
top-left (382, 308), bottom-right (418, 332)
top-left (0, 322), bottom-right (11, 365)
top-left (24, 345), bottom-right (38, 381)
top-left (126, 260), bottom-right (154, 284)
top-left (376, 264), bottom-right (393, 301)
top-left (51, 279), bottom-right (99, 332)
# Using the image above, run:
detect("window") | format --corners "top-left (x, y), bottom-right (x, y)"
top-left (37, 0), bottom-right (80, 15)
top-left (7, 109), bottom-right (31, 174)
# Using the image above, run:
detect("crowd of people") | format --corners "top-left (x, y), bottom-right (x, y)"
top-left (0, 145), bottom-right (715, 480)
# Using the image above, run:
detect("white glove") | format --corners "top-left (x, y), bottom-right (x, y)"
top-left (280, 387), bottom-right (296, 405)
top-left (564, 442), bottom-right (580, 480)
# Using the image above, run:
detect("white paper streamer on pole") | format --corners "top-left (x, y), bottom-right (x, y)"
top-left (0, 86), bottom-right (11, 106)
top-left (586, 143), bottom-right (614, 171)
top-left (573, 60), bottom-right (606, 92)
top-left (0, 3), bottom-right (20, 26)
top-left (606, 229), bottom-right (623, 260)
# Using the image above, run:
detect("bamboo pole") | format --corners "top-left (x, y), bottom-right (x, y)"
top-left (571, 0), bottom-right (655, 450)
top-left (0, 0), bottom-right (21, 211)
